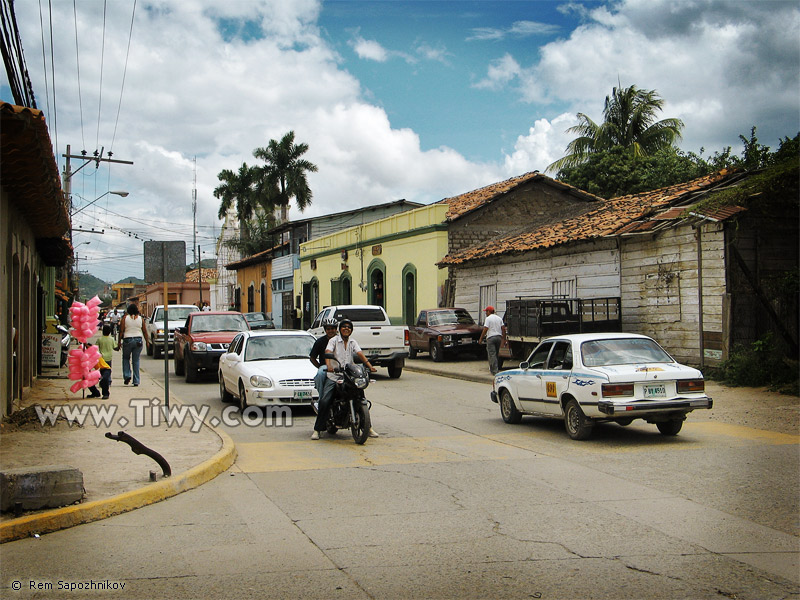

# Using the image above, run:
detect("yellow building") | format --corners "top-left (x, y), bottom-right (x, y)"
top-left (297, 203), bottom-right (449, 326)
top-left (225, 248), bottom-right (274, 316)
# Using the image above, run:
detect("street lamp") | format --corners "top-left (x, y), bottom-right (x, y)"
top-left (70, 190), bottom-right (129, 217)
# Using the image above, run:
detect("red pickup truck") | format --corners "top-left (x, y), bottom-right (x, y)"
top-left (173, 311), bottom-right (250, 383)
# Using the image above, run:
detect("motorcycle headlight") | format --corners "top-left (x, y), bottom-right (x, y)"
top-left (190, 341), bottom-right (207, 351)
top-left (353, 376), bottom-right (369, 389)
top-left (250, 375), bottom-right (273, 388)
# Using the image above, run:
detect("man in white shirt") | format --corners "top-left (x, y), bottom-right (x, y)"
top-left (478, 306), bottom-right (506, 376)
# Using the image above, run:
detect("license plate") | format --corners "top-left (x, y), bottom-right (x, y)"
top-left (293, 390), bottom-right (313, 399)
top-left (366, 349), bottom-right (383, 356)
top-left (459, 338), bottom-right (474, 345)
top-left (643, 384), bottom-right (666, 398)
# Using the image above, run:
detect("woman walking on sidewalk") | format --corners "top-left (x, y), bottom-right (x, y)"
top-left (118, 304), bottom-right (149, 386)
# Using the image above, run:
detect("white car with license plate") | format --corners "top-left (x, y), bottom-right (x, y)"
top-left (490, 333), bottom-right (712, 440)
top-left (218, 330), bottom-right (319, 411)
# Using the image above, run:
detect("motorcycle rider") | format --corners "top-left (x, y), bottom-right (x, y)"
top-left (311, 318), bottom-right (379, 440)
top-left (310, 317), bottom-right (339, 417)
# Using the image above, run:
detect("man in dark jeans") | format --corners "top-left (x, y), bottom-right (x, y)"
top-left (309, 318), bottom-right (340, 439)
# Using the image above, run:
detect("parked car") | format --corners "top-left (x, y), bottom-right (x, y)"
top-left (218, 330), bottom-right (319, 411)
top-left (146, 304), bottom-right (199, 358)
top-left (244, 311), bottom-right (275, 330)
top-left (491, 333), bottom-right (712, 440)
top-left (408, 308), bottom-right (484, 362)
top-left (173, 311), bottom-right (250, 383)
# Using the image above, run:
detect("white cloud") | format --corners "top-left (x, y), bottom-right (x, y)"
top-left (350, 36), bottom-right (390, 62)
top-left (467, 20), bottom-right (560, 41)
top-left (502, 113), bottom-right (578, 174)
top-left (473, 54), bottom-right (522, 90)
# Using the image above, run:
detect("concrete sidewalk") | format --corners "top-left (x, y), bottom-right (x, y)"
top-left (0, 358), bottom-right (236, 543)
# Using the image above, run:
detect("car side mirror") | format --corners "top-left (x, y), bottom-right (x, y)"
top-left (520, 361), bottom-right (529, 369)
top-left (226, 353), bottom-right (241, 363)
top-left (178, 326), bottom-right (188, 334)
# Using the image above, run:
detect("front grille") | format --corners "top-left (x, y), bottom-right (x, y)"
top-left (280, 378), bottom-right (315, 387)
top-left (207, 343), bottom-right (230, 351)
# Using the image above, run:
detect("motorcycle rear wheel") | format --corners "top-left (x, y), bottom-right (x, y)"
top-left (351, 402), bottom-right (371, 445)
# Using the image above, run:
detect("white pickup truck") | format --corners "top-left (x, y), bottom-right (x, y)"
top-left (146, 304), bottom-right (200, 359)
top-left (309, 305), bottom-right (409, 378)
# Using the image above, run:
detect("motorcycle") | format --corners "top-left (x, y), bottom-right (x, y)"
top-left (55, 323), bottom-right (71, 367)
top-left (314, 362), bottom-right (373, 444)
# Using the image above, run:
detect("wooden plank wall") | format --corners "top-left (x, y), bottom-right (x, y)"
top-left (452, 239), bottom-right (620, 316)
top-left (621, 223), bottom-right (726, 366)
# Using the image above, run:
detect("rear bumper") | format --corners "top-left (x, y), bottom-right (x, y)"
top-left (597, 397), bottom-right (712, 416)
top-left (369, 351), bottom-right (409, 366)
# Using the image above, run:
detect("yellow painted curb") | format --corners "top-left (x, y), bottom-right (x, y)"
top-left (0, 426), bottom-right (236, 544)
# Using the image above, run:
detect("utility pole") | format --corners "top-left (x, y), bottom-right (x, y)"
top-left (62, 145), bottom-right (134, 217)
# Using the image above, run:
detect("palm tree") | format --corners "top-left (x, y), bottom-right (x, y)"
top-left (253, 131), bottom-right (318, 223)
top-left (214, 163), bottom-right (260, 241)
top-left (547, 85), bottom-right (684, 174)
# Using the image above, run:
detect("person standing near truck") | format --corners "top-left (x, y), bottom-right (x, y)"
top-left (478, 306), bottom-right (506, 376)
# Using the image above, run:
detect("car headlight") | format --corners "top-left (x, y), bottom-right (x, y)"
top-left (190, 342), bottom-right (207, 351)
top-left (156, 329), bottom-right (165, 336)
top-left (441, 335), bottom-right (453, 342)
top-left (250, 375), bottom-right (273, 388)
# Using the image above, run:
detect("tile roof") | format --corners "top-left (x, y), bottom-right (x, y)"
top-left (1, 102), bottom-right (71, 265)
top-left (440, 171), bottom-right (602, 222)
top-left (438, 169), bottom-right (745, 266)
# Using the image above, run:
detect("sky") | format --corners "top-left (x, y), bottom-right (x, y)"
top-left (3, 0), bottom-right (799, 283)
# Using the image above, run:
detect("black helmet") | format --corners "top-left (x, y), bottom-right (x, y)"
top-left (322, 317), bottom-right (338, 328)
top-left (338, 318), bottom-right (353, 331)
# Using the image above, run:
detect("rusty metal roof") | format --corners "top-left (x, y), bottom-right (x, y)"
top-left (438, 169), bottom-right (745, 267)
top-left (1, 102), bottom-right (71, 265)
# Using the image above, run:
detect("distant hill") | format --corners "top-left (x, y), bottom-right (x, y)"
top-left (115, 276), bottom-right (147, 285)
top-left (186, 258), bottom-right (216, 271)
top-left (78, 273), bottom-right (111, 300)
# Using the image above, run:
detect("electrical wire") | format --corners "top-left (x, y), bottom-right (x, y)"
top-left (47, 0), bottom-right (57, 158)
top-left (72, 0), bottom-right (85, 150)
top-left (95, 0), bottom-right (107, 150)
top-left (109, 0), bottom-right (136, 153)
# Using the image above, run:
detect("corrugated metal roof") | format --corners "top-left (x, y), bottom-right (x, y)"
top-left (438, 169), bottom-right (745, 267)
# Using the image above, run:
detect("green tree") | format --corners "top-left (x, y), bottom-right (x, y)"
top-left (253, 131), bottom-right (318, 223)
top-left (548, 85), bottom-right (684, 174)
top-left (214, 163), bottom-right (261, 241)
top-left (558, 146), bottom-right (712, 198)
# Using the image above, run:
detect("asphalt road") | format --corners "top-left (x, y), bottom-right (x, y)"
top-left (1, 356), bottom-right (798, 599)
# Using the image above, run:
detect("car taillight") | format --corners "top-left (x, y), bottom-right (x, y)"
top-left (677, 379), bottom-right (704, 393)
top-left (404, 329), bottom-right (410, 346)
top-left (602, 383), bottom-right (634, 397)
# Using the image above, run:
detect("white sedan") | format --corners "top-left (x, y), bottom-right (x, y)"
top-left (491, 333), bottom-right (712, 440)
top-left (218, 330), bottom-right (319, 411)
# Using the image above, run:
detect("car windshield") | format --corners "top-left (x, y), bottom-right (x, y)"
top-left (191, 314), bottom-right (249, 333)
top-left (429, 309), bottom-right (475, 326)
top-left (158, 307), bottom-right (196, 322)
top-left (581, 338), bottom-right (674, 367)
top-left (245, 335), bottom-right (314, 361)
top-left (245, 312), bottom-right (268, 322)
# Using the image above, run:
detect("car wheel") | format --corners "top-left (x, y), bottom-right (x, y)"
top-left (185, 353), bottom-right (198, 383)
top-left (657, 419), bottom-right (683, 436)
top-left (238, 381), bottom-right (248, 412)
top-left (499, 389), bottom-right (522, 424)
top-left (430, 341), bottom-right (444, 362)
top-left (409, 346), bottom-right (418, 359)
top-left (153, 344), bottom-right (162, 359)
top-left (219, 372), bottom-right (233, 402)
top-left (564, 399), bottom-right (593, 440)
top-left (387, 365), bottom-right (402, 378)
top-left (174, 351), bottom-right (185, 376)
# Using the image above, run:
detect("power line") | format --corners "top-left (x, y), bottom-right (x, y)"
top-left (72, 0), bottom-right (85, 149)
top-left (109, 0), bottom-right (136, 152)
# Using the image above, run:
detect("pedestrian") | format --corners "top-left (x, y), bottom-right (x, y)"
top-left (478, 306), bottom-right (506, 376)
top-left (202, 301), bottom-right (211, 311)
top-left (84, 343), bottom-right (111, 399)
top-left (312, 318), bottom-right (379, 440)
top-left (118, 304), bottom-right (149, 386)
top-left (97, 325), bottom-right (115, 398)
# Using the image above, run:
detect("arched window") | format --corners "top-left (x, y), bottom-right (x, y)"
top-left (401, 263), bottom-right (417, 326)
top-left (367, 259), bottom-right (386, 308)
top-left (332, 271), bottom-right (352, 305)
